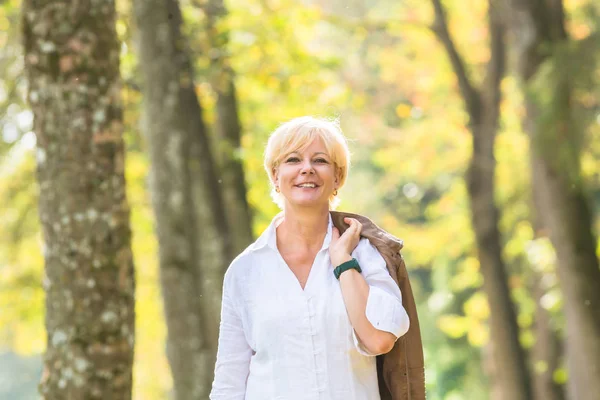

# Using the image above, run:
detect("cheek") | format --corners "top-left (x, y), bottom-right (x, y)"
top-left (276, 170), bottom-right (295, 185)
top-left (319, 167), bottom-right (336, 180)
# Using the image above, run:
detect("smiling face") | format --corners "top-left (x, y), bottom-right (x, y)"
top-left (273, 137), bottom-right (340, 210)
top-left (264, 116), bottom-right (351, 210)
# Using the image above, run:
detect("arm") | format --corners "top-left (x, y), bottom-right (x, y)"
top-left (209, 270), bottom-right (252, 399)
top-left (331, 219), bottom-right (409, 356)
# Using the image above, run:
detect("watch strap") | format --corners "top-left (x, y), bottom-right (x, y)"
top-left (334, 258), bottom-right (362, 280)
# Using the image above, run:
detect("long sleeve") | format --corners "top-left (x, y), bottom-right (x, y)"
top-left (351, 238), bottom-right (410, 356)
top-left (210, 269), bottom-right (253, 399)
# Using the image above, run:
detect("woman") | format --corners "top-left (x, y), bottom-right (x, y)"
top-left (210, 116), bottom-right (410, 399)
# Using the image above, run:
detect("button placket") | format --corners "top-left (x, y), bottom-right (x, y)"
top-left (304, 296), bottom-right (318, 394)
top-left (306, 295), bottom-right (328, 398)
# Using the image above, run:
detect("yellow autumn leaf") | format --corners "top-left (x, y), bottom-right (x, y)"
top-left (395, 103), bottom-right (412, 119)
top-left (467, 321), bottom-right (489, 347)
top-left (438, 315), bottom-right (469, 339)
top-left (463, 292), bottom-right (490, 320)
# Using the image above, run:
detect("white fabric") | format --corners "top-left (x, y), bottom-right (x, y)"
top-left (210, 213), bottom-right (410, 400)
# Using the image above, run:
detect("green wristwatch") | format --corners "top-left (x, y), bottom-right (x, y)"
top-left (334, 258), bottom-right (362, 280)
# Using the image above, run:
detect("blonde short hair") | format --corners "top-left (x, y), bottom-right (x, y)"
top-left (264, 116), bottom-right (351, 210)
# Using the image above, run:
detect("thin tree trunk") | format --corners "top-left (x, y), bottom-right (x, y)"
top-left (528, 102), bottom-right (600, 399)
top-left (529, 125), bottom-right (565, 400)
top-left (506, 1), bottom-right (600, 398)
top-left (23, 1), bottom-right (136, 398)
top-left (528, 100), bottom-right (600, 399)
top-left (199, 0), bottom-right (254, 255)
top-left (133, 0), bottom-right (232, 398)
top-left (186, 0), bottom-right (253, 359)
top-left (431, 1), bottom-right (532, 398)
top-left (466, 119), bottom-right (532, 400)
top-left (531, 278), bottom-right (564, 400)
top-left (482, 343), bottom-right (503, 400)
top-left (214, 83), bottom-right (253, 254)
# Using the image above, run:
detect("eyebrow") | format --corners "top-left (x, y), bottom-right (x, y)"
top-left (288, 151), bottom-right (330, 157)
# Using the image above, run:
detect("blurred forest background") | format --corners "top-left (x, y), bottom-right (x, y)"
top-left (1, 0), bottom-right (600, 399)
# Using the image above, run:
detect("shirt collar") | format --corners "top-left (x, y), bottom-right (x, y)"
top-left (249, 212), bottom-right (333, 253)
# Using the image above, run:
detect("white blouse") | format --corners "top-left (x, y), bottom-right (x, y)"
top-left (210, 213), bottom-right (410, 400)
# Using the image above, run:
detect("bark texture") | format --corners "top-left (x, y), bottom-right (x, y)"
top-left (431, 1), bottom-right (532, 398)
top-left (506, 1), bottom-right (600, 398)
top-left (22, 1), bottom-right (136, 398)
top-left (133, 0), bottom-right (232, 398)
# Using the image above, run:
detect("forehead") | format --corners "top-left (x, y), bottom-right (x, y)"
top-left (289, 137), bottom-right (330, 156)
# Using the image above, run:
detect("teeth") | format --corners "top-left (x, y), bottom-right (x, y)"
top-left (298, 184), bottom-right (316, 188)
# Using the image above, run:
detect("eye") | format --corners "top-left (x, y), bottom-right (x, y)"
top-left (314, 158), bottom-right (329, 164)
top-left (285, 156), bottom-right (300, 163)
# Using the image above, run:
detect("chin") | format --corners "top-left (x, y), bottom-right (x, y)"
top-left (287, 196), bottom-right (329, 208)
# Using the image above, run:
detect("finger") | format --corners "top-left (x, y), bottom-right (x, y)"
top-left (331, 227), bottom-right (340, 242)
top-left (355, 220), bottom-right (362, 235)
top-left (345, 217), bottom-right (360, 234)
top-left (355, 219), bottom-right (362, 233)
top-left (344, 217), bottom-right (355, 229)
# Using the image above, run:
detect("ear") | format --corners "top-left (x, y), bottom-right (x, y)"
top-left (334, 166), bottom-right (342, 185)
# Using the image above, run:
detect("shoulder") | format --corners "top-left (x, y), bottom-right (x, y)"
top-left (353, 237), bottom-right (373, 253)
top-left (224, 233), bottom-right (275, 282)
top-left (352, 237), bottom-right (385, 266)
top-left (222, 245), bottom-right (258, 292)
top-left (225, 245), bottom-right (256, 277)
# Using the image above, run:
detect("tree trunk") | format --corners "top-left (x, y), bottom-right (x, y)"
top-left (133, 0), bottom-right (232, 398)
top-left (529, 131), bottom-right (565, 400)
top-left (201, 0), bottom-right (254, 255)
top-left (528, 100), bottom-right (600, 399)
top-left (506, 1), bottom-right (600, 398)
top-left (531, 278), bottom-right (564, 400)
top-left (431, 1), bottom-right (532, 398)
top-left (466, 119), bottom-right (532, 400)
top-left (214, 83), bottom-right (253, 253)
top-left (23, 1), bottom-right (136, 398)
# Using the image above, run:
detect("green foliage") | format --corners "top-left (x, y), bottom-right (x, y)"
top-left (1, 0), bottom-right (599, 399)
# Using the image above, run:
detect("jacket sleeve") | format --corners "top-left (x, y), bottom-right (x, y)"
top-left (209, 268), bottom-right (252, 399)
top-left (351, 238), bottom-right (410, 356)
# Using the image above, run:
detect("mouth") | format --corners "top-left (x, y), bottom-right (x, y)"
top-left (295, 183), bottom-right (319, 189)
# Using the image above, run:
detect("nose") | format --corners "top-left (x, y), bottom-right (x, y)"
top-left (300, 160), bottom-right (314, 175)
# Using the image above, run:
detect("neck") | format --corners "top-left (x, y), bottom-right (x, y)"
top-left (277, 205), bottom-right (330, 250)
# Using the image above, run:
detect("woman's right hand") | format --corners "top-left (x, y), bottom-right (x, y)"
top-left (329, 217), bottom-right (362, 266)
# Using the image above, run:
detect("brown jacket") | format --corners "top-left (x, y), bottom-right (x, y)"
top-left (331, 211), bottom-right (426, 400)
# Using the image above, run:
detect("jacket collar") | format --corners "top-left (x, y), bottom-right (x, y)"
top-left (249, 212), bottom-right (334, 253)
top-left (330, 211), bottom-right (404, 254)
